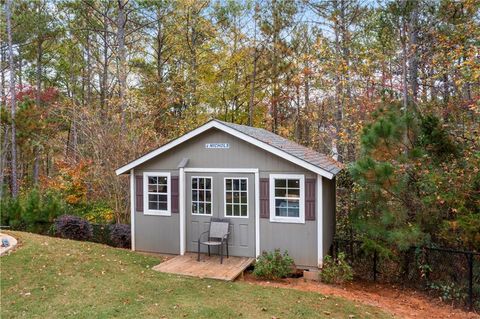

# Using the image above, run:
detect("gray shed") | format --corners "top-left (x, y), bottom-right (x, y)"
top-left (116, 120), bottom-right (342, 268)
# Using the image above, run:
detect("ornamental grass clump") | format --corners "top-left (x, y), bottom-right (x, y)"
top-left (253, 249), bottom-right (294, 280)
top-left (54, 215), bottom-right (93, 241)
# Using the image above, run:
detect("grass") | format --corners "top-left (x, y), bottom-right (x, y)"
top-left (1, 232), bottom-right (392, 319)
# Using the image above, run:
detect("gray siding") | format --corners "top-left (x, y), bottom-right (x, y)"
top-left (136, 128), bottom-right (315, 178)
top-left (260, 220), bottom-right (317, 267)
top-left (130, 128), bottom-right (336, 267)
top-left (322, 177), bottom-right (336, 257)
top-left (135, 210), bottom-right (180, 254)
top-left (134, 170), bottom-right (180, 254)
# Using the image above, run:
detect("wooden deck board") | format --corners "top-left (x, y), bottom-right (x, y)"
top-left (152, 253), bottom-right (255, 281)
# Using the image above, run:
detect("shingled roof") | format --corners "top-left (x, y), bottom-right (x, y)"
top-left (216, 120), bottom-right (342, 175)
top-left (116, 119), bottom-right (342, 178)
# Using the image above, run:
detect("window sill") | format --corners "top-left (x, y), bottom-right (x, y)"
top-left (191, 213), bottom-right (213, 216)
top-left (224, 215), bottom-right (249, 219)
top-left (269, 217), bottom-right (305, 224)
top-left (144, 211), bottom-right (171, 216)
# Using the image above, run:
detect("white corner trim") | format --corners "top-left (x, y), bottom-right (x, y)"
top-left (255, 171), bottom-right (260, 257)
top-left (115, 121), bottom-right (334, 179)
top-left (130, 169), bottom-right (136, 251)
top-left (143, 171), bottom-right (171, 216)
top-left (179, 168), bottom-right (186, 255)
top-left (317, 175), bottom-right (323, 267)
top-left (269, 174), bottom-right (305, 224)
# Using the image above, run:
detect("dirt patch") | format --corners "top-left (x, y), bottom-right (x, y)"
top-left (241, 273), bottom-right (479, 319)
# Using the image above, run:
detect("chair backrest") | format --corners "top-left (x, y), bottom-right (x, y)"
top-left (209, 218), bottom-right (229, 239)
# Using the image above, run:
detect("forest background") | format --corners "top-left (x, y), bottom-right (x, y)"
top-left (1, 0), bottom-right (479, 254)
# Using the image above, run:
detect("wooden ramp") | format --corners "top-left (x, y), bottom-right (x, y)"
top-left (152, 253), bottom-right (254, 281)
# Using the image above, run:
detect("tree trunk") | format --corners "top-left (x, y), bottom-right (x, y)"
top-left (33, 38), bottom-right (43, 185)
top-left (0, 40), bottom-right (8, 198)
top-left (6, 0), bottom-right (18, 198)
top-left (117, 0), bottom-right (127, 130)
top-left (248, 3), bottom-right (259, 127)
top-left (156, 6), bottom-right (164, 83)
top-left (304, 61), bottom-right (310, 143)
top-left (401, 16), bottom-right (409, 112)
top-left (332, 0), bottom-right (342, 162)
top-left (86, 29), bottom-right (92, 106)
top-left (271, 0), bottom-right (279, 133)
top-left (408, 3), bottom-right (419, 103)
top-left (100, 12), bottom-right (108, 111)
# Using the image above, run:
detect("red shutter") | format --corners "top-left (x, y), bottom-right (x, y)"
top-left (260, 178), bottom-right (269, 218)
top-left (305, 178), bottom-right (316, 221)
top-left (171, 176), bottom-right (179, 213)
top-left (135, 175), bottom-right (143, 212)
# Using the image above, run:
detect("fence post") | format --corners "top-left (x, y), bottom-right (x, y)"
top-left (467, 253), bottom-right (473, 311)
top-left (373, 250), bottom-right (378, 282)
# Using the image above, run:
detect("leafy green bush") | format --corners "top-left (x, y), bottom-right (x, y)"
top-left (22, 189), bottom-right (66, 233)
top-left (427, 281), bottom-right (467, 302)
top-left (319, 253), bottom-right (353, 284)
top-left (0, 189), bottom-right (66, 233)
top-left (253, 249), bottom-right (294, 280)
top-left (0, 194), bottom-right (23, 229)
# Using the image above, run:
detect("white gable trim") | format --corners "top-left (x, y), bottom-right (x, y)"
top-left (116, 121), bottom-right (334, 179)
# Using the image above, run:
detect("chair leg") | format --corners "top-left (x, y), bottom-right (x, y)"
top-left (197, 241), bottom-right (200, 262)
top-left (220, 244), bottom-right (223, 264)
top-left (208, 246), bottom-right (210, 257)
top-left (226, 243), bottom-right (229, 258)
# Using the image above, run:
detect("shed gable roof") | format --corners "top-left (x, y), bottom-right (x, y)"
top-left (115, 120), bottom-right (342, 179)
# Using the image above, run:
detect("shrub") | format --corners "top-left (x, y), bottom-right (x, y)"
top-left (253, 249), bottom-right (294, 280)
top-left (319, 253), bottom-right (353, 284)
top-left (54, 215), bottom-right (92, 241)
top-left (91, 224), bottom-right (113, 246)
top-left (109, 224), bottom-right (131, 248)
top-left (0, 195), bottom-right (23, 229)
top-left (0, 189), bottom-right (66, 233)
top-left (22, 189), bottom-right (65, 234)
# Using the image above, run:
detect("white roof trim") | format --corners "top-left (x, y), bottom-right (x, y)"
top-left (116, 121), bottom-right (335, 179)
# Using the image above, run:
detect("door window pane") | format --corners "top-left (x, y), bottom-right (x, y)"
top-left (191, 177), bottom-right (212, 215)
top-left (225, 178), bottom-right (248, 217)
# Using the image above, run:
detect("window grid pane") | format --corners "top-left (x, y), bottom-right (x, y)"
top-left (147, 175), bottom-right (169, 211)
top-left (274, 178), bottom-right (300, 217)
top-left (192, 177), bottom-right (212, 215)
top-left (225, 178), bottom-right (248, 217)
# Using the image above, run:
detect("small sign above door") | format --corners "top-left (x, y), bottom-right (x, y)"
top-left (205, 143), bottom-right (230, 149)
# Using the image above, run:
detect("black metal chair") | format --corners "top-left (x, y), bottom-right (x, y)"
top-left (197, 218), bottom-right (230, 264)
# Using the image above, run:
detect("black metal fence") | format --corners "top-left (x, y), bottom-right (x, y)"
top-left (332, 238), bottom-right (480, 311)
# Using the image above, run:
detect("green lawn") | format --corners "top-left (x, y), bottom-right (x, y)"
top-left (1, 232), bottom-right (391, 319)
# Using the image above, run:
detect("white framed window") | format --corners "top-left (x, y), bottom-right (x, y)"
top-left (224, 177), bottom-right (248, 218)
top-left (191, 176), bottom-right (212, 215)
top-left (143, 172), bottom-right (171, 216)
top-left (269, 174), bottom-right (305, 223)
